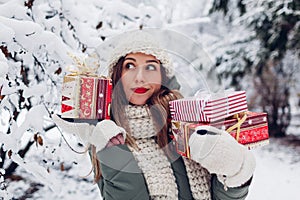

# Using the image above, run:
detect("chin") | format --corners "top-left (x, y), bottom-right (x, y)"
top-left (129, 100), bottom-right (147, 105)
top-left (129, 97), bottom-right (148, 105)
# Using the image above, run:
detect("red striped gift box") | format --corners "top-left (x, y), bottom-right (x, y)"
top-left (169, 91), bottom-right (248, 122)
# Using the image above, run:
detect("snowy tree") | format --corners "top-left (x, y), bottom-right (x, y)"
top-left (0, 0), bottom-right (99, 198)
top-left (0, 0), bottom-right (170, 198)
top-left (208, 0), bottom-right (300, 137)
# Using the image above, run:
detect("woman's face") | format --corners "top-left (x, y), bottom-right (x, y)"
top-left (121, 52), bottom-right (162, 105)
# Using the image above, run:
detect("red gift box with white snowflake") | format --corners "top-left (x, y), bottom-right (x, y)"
top-left (169, 90), bottom-right (248, 122)
top-left (61, 74), bottom-right (112, 120)
top-left (171, 111), bottom-right (269, 158)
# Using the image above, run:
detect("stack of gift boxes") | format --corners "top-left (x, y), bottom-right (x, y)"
top-left (60, 55), bottom-right (112, 120)
top-left (169, 90), bottom-right (269, 158)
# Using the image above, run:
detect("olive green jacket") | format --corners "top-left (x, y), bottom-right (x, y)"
top-left (96, 145), bottom-right (251, 200)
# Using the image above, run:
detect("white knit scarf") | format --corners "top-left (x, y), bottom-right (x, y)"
top-left (125, 105), bottom-right (212, 200)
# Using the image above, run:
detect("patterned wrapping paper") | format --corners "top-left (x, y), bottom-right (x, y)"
top-left (61, 74), bottom-right (112, 120)
top-left (61, 75), bottom-right (81, 118)
top-left (171, 111), bottom-right (269, 158)
top-left (79, 77), bottom-right (98, 119)
top-left (169, 91), bottom-right (248, 122)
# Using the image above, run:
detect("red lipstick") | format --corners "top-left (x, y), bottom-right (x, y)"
top-left (134, 87), bottom-right (148, 94)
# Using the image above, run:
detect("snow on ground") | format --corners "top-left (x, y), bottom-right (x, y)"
top-left (247, 137), bottom-right (300, 200)
top-left (3, 136), bottom-right (300, 199)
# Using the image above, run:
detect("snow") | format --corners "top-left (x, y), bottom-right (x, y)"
top-left (248, 138), bottom-right (300, 200)
top-left (0, 55), bottom-right (9, 77)
top-left (0, 0), bottom-right (31, 20)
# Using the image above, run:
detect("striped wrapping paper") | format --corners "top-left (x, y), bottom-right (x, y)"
top-left (169, 91), bottom-right (248, 122)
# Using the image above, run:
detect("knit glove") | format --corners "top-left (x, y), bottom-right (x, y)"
top-left (52, 114), bottom-right (126, 152)
top-left (188, 125), bottom-right (256, 188)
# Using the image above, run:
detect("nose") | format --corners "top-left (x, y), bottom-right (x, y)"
top-left (134, 67), bottom-right (145, 83)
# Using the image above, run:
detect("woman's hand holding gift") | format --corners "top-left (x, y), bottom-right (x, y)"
top-left (188, 125), bottom-right (256, 188)
top-left (106, 133), bottom-right (125, 148)
top-left (91, 120), bottom-right (126, 151)
top-left (52, 114), bottom-right (126, 152)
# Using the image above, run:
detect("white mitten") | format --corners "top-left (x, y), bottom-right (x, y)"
top-left (52, 115), bottom-right (126, 152)
top-left (89, 120), bottom-right (126, 152)
top-left (189, 125), bottom-right (256, 188)
top-left (51, 114), bottom-right (94, 142)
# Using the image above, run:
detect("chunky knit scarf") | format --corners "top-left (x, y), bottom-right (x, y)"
top-left (125, 105), bottom-right (211, 200)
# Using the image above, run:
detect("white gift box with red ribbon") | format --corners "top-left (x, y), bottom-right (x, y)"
top-left (169, 90), bottom-right (248, 122)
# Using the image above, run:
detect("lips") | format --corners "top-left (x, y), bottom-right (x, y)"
top-left (133, 87), bottom-right (149, 94)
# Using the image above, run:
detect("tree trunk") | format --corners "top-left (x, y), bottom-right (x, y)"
top-left (254, 61), bottom-right (291, 137)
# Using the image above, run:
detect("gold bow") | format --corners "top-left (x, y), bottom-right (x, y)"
top-left (226, 112), bottom-right (247, 141)
top-left (67, 52), bottom-right (99, 76)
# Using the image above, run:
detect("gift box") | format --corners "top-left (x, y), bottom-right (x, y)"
top-left (171, 111), bottom-right (269, 158)
top-left (169, 91), bottom-right (248, 122)
top-left (61, 74), bottom-right (112, 119)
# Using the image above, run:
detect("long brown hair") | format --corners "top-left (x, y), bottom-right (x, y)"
top-left (92, 55), bottom-right (182, 182)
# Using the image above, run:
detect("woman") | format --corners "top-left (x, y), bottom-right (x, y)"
top-left (53, 30), bottom-right (255, 200)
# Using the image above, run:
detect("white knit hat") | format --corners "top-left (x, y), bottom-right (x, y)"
top-left (107, 30), bottom-right (174, 78)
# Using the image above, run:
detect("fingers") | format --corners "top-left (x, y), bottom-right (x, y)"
top-left (96, 120), bottom-right (127, 141)
top-left (106, 133), bottom-right (125, 148)
top-left (116, 133), bottom-right (125, 144)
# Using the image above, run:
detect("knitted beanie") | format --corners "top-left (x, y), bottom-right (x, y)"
top-left (107, 30), bottom-right (174, 78)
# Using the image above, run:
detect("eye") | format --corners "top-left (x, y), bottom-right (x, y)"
top-left (146, 64), bottom-right (157, 71)
top-left (124, 63), bottom-right (135, 70)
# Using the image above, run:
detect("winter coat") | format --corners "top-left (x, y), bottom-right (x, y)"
top-left (96, 144), bottom-right (251, 200)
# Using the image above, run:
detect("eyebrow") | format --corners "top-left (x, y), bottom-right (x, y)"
top-left (124, 57), bottom-right (159, 64)
top-left (146, 60), bottom-right (159, 64)
top-left (124, 57), bottom-right (136, 62)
